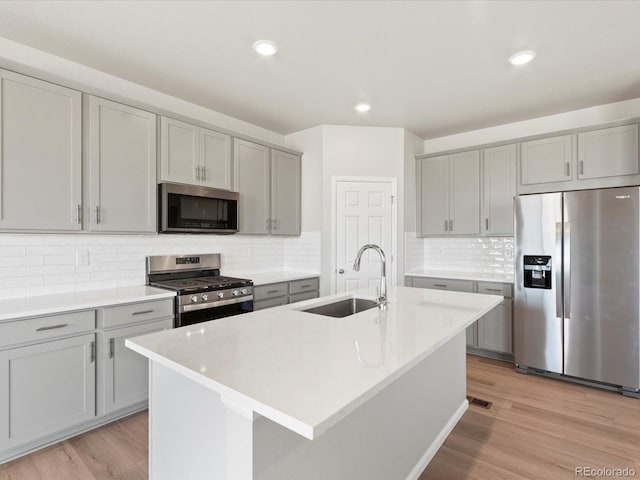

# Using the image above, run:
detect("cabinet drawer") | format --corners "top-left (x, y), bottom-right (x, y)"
top-left (289, 278), bottom-right (319, 295)
top-left (477, 282), bottom-right (512, 298)
top-left (253, 283), bottom-right (288, 301)
top-left (254, 296), bottom-right (288, 311)
top-left (411, 277), bottom-right (474, 293)
top-left (100, 299), bottom-right (173, 329)
top-left (290, 290), bottom-right (320, 304)
top-left (0, 311), bottom-right (95, 348)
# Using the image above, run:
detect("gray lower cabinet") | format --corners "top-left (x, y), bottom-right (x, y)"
top-left (407, 276), bottom-right (513, 357)
top-left (253, 277), bottom-right (320, 311)
top-left (0, 69), bottom-right (82, 231)
top-left (87, 96), bottom-right (157, 232)
top-left (234, 139), bottom-right (302, 236)
top-left (0, 312), bottom-right (96, 452)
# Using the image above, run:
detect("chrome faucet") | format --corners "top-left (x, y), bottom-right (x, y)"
top-left (353, 244), bottom-right (387, 306)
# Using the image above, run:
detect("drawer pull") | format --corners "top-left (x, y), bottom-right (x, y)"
top-left (36, 323), bottom-right (68, 332)
top-left (433, 284), bottom-right (447, 288)
top-left (132, 310), bottom-right (154, 316)
top-left (485, 288), bottom-right (503, 292)
top-left (267, 290), bottom-right (280, 294)
top-left (300, 284), bottom-right (312, 288)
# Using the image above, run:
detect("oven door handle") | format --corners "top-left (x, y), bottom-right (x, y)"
top-left (179, 295), bottom-right (253, 313)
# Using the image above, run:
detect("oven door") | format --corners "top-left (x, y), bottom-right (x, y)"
top-left (176, 298), bottom-right (253, 328)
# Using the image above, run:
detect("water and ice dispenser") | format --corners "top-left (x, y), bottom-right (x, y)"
top-left (523, 256), bottom-right (552, 289)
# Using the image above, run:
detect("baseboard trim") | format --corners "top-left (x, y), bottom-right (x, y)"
top-left (404, 398), bottom-right (468, 480)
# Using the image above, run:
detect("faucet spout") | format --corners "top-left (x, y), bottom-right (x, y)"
top-left (352, 244), bottom-right (387, 306)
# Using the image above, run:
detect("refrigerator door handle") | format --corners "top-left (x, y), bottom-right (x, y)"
top-left (564, 222), bottom-right (571, 320)
top-left (556, 222), bottom-right (563, 319)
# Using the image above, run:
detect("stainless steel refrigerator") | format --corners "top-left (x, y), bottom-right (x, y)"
top-left (514, 186), bottom-right (640, 397)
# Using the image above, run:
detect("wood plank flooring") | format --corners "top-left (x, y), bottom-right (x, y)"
top-left (1, 355), bottom-right (638, 479)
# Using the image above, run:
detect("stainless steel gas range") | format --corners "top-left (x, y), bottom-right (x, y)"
top-left (146, 253), bottom-right (253, 328)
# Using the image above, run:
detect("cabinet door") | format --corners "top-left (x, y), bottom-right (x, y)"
top-left (0, 70), bottom-right (82, 231)
top-left (477, 299), bottom-right (513, 353)
top-left (159, 116), bottom-right (199, 185)
top-left (234, 139), bottom-right (270, 234)
top-left (449, 150), bottom-right (480, 235)
top-left (101, 319), bottom-right (172, 415)
top-left (0, 334), bottom-right (95, 450)
top-left (482, 144), bottom-right (516, 235)
top-left (418, 156), bottom-right (449, 235)
top-left (521, 134), bottom-right (574, 185)
top-left (466, 324), bottom-right (477, 347)
top-left (578, 124), bottom-right (639, 179)
top-left (200, 127), bottom-right (232, 190)
top-left (271, 149), bottom-right (301, 235)
top-left (88, 97), bottom-right (157, 232)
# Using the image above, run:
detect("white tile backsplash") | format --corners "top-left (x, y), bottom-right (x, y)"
top-left (405, 232), bottom-right (514, 276)
top-left (0, 232), bottom-right (319, 300)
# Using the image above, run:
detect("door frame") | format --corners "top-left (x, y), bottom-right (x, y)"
top-left (331, 176), bottom-right (398, 295)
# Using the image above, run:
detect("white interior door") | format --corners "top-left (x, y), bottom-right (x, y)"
top-left (336, 181), bottom-right (393, 294)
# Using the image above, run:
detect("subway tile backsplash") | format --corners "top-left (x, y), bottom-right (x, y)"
top-left (405, 232), bottom-right (514, 275)
top-left (0, 232), bottom-right (321, 300)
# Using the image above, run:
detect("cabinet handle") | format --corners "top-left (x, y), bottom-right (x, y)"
top-left (108, 338), bottom-right (115, 358)
top-left (266, 218), bottom-right (272, 231)
top-left (579, 160), bottom-right (584, 176)
top-left (301, 284), bottom-right (312, 288)
top-left (195, 166), bottom-right (200, 181)
top-left (201, 167), bottom-right (206, 181)
top-left (267, 290), bottom-right (280, 294)
top-left (90, 341), bottom-right (96, 363)
top-left (36, 323), bottom-right (68, 332)
top-left (485, 218), bottom-right (489, 231)
top-left (77, 204), bottom-right (82, 224)
top-left (132, 309), bottom-right (154, 316)
top-left (565, 162), bottom-right (570, 176)
top-left (95, 206), bottom-right (101, 225)
top-left (273, 219), bottom-right (278, 230)
top-left (449, 219), bottom-right (453, 232)
top-left (433, 283), bottom-right (447, 288)
top-left (485, 288), bottom-right (503, 292)
top-left (444, 220), bottom-right (448, 232)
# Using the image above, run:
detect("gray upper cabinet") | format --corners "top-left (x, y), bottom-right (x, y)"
top-left (417, 151), bottom-right (479, 236)
top-left (87, 96), bottom-right (157, 233)
top-left (160, 116), bottom-right (232, 190)
top-left (482, 144), bottom-right (517, 235)
top-left (521, 134), bottom-right (574, 185)
top-left (0, 69), bottom-right (82, 231)
top-left (234, 139), bottom-right (271, 234)
top-left (578, 124), bottom-right (639, 179)
top-left (234, 139), bottom-right (302, 235)
top-left (271, 149), bottom-right (301, 235)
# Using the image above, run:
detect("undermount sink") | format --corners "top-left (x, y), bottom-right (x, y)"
top-left (301, 298), bottom-right (379, 318)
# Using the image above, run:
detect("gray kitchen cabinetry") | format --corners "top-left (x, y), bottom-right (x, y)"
top-left (407, 276), bottom-right (513, 358)
top-left (482, 144), bottom-right (517, 236)
top-left (521, 134), bottom-right (574, 185)
top-left (0, 311), bottom-right (96, 453)
top-left (98, 299), bottom-right (173, 415)
top-left (87, 96), bottom-right (157, 233)
top-left (0, 69), bottom-right (82, 231)
top-left (417, 151), bottom-right (480, 236)
top-left (159, 116), bottom-right (232, 191)
top-left (577, 124), bottom-right (639, 179)
top-left (253, 277), bottom-right (320, 311)
top-left (234, 139), bottom-right (301, 235)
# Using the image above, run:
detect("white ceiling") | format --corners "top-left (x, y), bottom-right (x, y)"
top-left (0, 0), bottom-right (639, 139)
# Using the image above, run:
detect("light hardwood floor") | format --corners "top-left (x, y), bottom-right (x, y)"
top-left (1, 355), bottom-right (639, 480)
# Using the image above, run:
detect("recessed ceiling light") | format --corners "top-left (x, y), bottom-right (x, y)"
top-left (253, 40), bottom-right (278, 57)
top-left (509, 50), bottom-right (536, 66)
top-left (355, 102), bottom-right (371, 113)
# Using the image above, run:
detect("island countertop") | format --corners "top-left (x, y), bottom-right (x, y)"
top-left (127, 286), bottom-right (502, 440)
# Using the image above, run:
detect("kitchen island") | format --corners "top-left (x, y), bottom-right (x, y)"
top-left (126, 286), bottom-right (502, 480)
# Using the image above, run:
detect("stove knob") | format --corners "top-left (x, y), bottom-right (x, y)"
top-left (232, 289), bottom-right (239, 296)
top-left (190, 295), bottom-right (199, 303)
top-left (240, 288), bottom-right (247, 295)
top-left (201, 294), bottom-right (208, 301)
top-left (217, 292), bottom-right (224, 299)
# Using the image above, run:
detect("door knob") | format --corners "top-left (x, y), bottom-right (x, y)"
top-left (338, 269), bottom-right (344, 274)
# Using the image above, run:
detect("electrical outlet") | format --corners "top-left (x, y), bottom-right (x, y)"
top-left (76, 248), bottom-right (90, 266)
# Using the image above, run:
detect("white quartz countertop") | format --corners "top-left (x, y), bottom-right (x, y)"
top-left (223, 270), bottom-right (320, 286)
top-left (0, 286), bottom-right (176, 322)
top-left (405, 269), bottom-right (514, 284)
top-left (127, 286), bottom-right (502, 440)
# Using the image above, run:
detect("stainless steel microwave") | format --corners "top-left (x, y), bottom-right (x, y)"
top-left (158, 183), bottom-right (239, 234)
